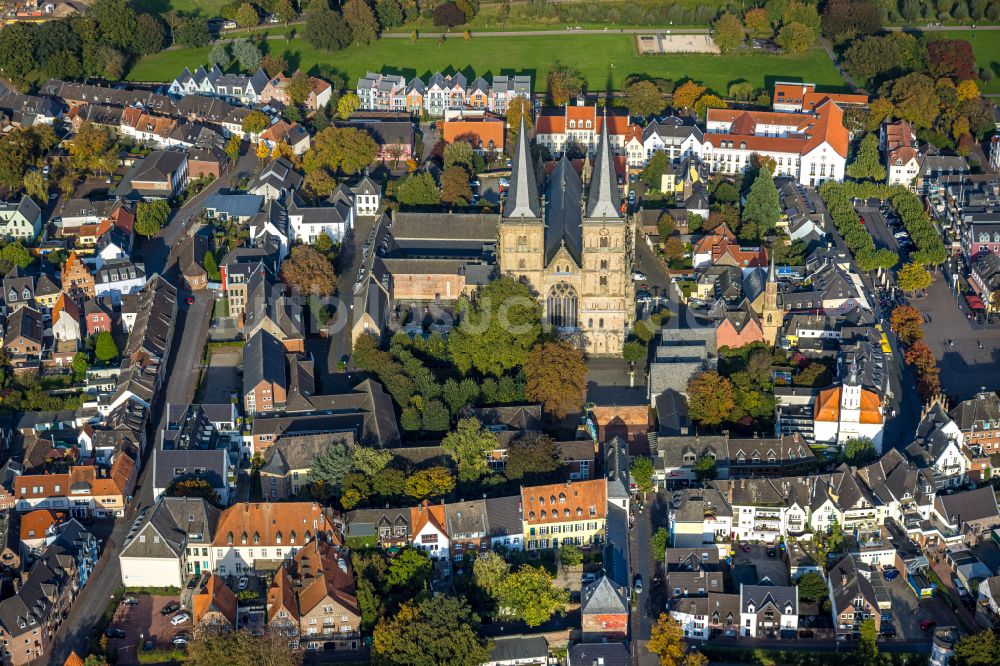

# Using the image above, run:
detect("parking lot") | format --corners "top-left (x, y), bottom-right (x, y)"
top-left (881, 572), bottom-right (955, 643)
top-left (730, 543), bottom-right (790, 587)
top-left (108, 594), bottom-right (189, 663)
top-left (200, 346), bottom-right (242, 404)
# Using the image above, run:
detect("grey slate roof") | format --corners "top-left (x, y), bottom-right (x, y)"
top-left (544, 154), bottom-right (583, 264)
top-left (568, 643), bottom-right (630, 666)
top-left (504, 115), bottom-right (541, 219)
top-left (243, 329), bottom-right (287, 397)
top-left (581, 574), bottom-right (628, 615)
top-left (484, 494), bottom-right (522, 540)
top-left (950, 391), bottom-right (1000, 431)
top-left (120, 496), bottom-right (219, 559)
top-left (740, 584), bottom-right (798, 614)
top-left (488, 635), bottom-right (548, 664)
top-left (585, 115), bottom-right (623, 219)
top-left (152, 448), bottom-right (228, 493)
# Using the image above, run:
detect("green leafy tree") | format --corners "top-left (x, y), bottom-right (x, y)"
top-left (262, 53), bottom-right (288, 77)
top-left (693, 455), bottom-right (717, 481)
top-left (444, 140), bottom-right (475, 173)
top-left (241, 110), bottom-right (270, 137)
top-left (631, 456), bottom-right (655, 493)
top-left (209, 43), bottom-right (231, 70)
top-left (890, 73), bottom-right (940, 129)
top-left (235, 2), bottom-right (259, 30)
top-left (372, 596), bottom-right (492, 666)
top-left (505, 433), bottom-right (561, 481)
top-left (546, 62), bottom-right (583, 106)
top-left (0, 241), bottom-right (31, 269)
top-left (352, 446), bottom-right (392, 477)
top-left (713, 13), bottom-right (745, 52)
top-left (687, 371), bottom-right (736, 427)
top-left (776, 20), bottom-right (814, 52)
top-left (231, 38), bottom-right (262, 72)
top-left (303, 126), bottom-right (378, 174)
top-left (846, 133), bottom-right (886, 182)
top-left (652, 527), bottom-right (670, 562)
top-left (624, 80), bottom-right (667, 117)
top-left (496, 565), bottom-right (568, 627)
top-left (796, 572), bottom-right (828, 601)
top-left (642, 151), bottom-right (671, 190)
top-left (623, 339), bottom-right (646, 363)
top-left (441, 417), bottom-right (497, 482)
top-left (387, 546), bottom-right (432, 591)
top-left (275, 0), bottom-right (297, 23)
top-left (741, 169), bottom-right (781, 242)
top-left (843, 437), bottom-right (876, 466)
top-left (449, 277), bottom-right (541, 376)
top-left (185, 628), bottom-right (302, 666)
top-left (306, 442), bottom-right (353, 492)
top-left (304, 9), bottom-right (353, 52)
top-left (135, 199), bottom-right (170, 237)
top-left (395, 171), bottom-right (441, 206)
top-left (72, 352), bottom-right (89, 382)
top-left (174, 17), bottom-right (211, 47)
top-left (280, 245), bottom-right (336, 296)
top-left (405, 466), bottom-right (455, 499)
top-left (897, 262), bottom-right (933, 293)
top-left (136, 13), bottom-right (166, 55)
top-left (953, 629), bottom-right (1000, 666)
top-left (0, 23), bottom-right (38, 81)
top-left (94, 331), bottom-right (119, 362)
top-left (441, 166), bottom-right (472, 205)
top-left (225, 135), bottom-right (241, 162)
top-left (343, 0), bottom-right (378, 44)
top-left (858, 618), bottom-right (878, 665)
top-left (559, 544), bottom-right (584, 566)
top-left (376, 0), bottom-right (404, 27)
top-left (90, 0), bottom-right (138, 52)
top-left (473, 551), bottom-right (510, 598)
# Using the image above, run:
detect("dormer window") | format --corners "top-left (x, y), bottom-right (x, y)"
top-left (227, 533), bottom-right (233, 545)
top-left (241, 532), bottom-right (248, 545)
top-left (253, 532), bottom-right (260, 544)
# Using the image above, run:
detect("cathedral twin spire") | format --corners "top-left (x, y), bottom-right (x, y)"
top-left (503, 108), bottom-right (623, 221)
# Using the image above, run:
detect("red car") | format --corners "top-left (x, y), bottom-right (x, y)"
top-left (920, 619), bottom-right (936, 632)
top-left (186, 296), bottom-right (194, 305)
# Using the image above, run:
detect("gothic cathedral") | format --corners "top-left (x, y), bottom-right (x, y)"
top-left (498, 117), bottom-right (635, 355)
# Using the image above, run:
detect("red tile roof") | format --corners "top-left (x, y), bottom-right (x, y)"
top-left (522, 479), bottom-right (607, 525)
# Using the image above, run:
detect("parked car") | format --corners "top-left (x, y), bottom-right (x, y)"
top-left (634, 575), bottom-right (643, 594)
top-left (105, 627), bottom-right (126, 639)
top-left (238, 576), bottom-right (249, 590)
top-left (160, 602), bottom-right (181, 616)
top-left (880, 612), bottom-right (892, 623)
top-left (879, 623), bottom-right (897, 638)
top-left (632, 271), bottom-right (647, 281)
top-left (122, 595), bottom-right (139, 606)
top-left (920, 619), bottom-right (936, 632)
top-left (172, 633), bottom-right (189, 646)
top-left (171, 612), bottom-right (191, 626)
top-left (582, 573), bottom-right (596, 584)
top-left (766, 547), bottom-right (776, 558)
top-left (883, 568), bottom-right (900, 581)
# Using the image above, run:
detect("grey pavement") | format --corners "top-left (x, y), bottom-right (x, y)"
top-left (631, 492), bottom-right (666, 666)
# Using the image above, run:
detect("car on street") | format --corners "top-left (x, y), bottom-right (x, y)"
top-left (630, 173), bottom-right (637, 183)
top-left (920, 619), bottom-right (936, 632)
top-left (740, 543), bottom-right (751, 553)
top-left (894, 232), bottom-right (910, 239)
top-left (634, 575), bottom-right (643, 594)
top-left (160, 602), bottom-right (181, 616)
top-left (238, 576), bottom-right (249, 590)
top-left (881, 612), bottom-right (892, 623)
top-left (105, 627), bottom-right (127, 639)
top-left (173, 633), bottom-right (190, 646)
top-left (632, 271), bottom-right (647, 281)
top-left (879, 623), bottom-right (896, 638)
top-left (766, 547), bottom-right (776, 558)
top-left (636, 289), bottom-right (652, 301)
top-left (171, 612), bottom-right (191, 626)
top-left (499, 178), bottom-right (510, 187)
top-left (122, 594), bottom-right (139, 606)
top-left (883, 568), bottom-right (900, 581)
top-left (582, 573), bottom-right (596, 584)
top-left (185, 296), bottom-right (195, 305)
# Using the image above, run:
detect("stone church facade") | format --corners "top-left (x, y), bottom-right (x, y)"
top-left (498, 117), bottom-right (634, 355)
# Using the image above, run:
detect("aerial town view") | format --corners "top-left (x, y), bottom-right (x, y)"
top-left (0, 0), bottom-right (999, 665)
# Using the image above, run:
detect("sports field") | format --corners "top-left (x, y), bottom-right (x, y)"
top-left (127, 33), bottom-right (847, 95)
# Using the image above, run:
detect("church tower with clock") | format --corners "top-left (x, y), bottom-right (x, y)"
top-left (498, 114), bottom-right (634, 355)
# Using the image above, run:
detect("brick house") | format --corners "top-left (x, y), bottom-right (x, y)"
top-left (83, 299), bottom-right (113, 336)
top-left (442, 117), bottom-right (506, 154)
top-left (950, 391), bottom-right (1000, 455)
top-left (716, 302), bottom-right (764, 350)
top-left (266, 539), bottom-right (361, 651)
top-left (242, 330), bottom-right (288, 416)
top-left (192, 573), bottom-right (238, 634)
top-left (828, 555), bottom-right (881, 640)
top-left (4, 306), bottom-right (43, 357)
top-left (580, 575), bottom-right (629, 640)
top-left (521, 479), bottom-right (607, 550)
top-left (61, 251), bottom-right (95, 299)
top-left (589, 403), bottom-right (652, 454)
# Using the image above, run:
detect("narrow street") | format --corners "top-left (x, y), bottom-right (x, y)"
top-left (47, 204), bottom-right (217, 666)
top-left (630, 492), bottom-right (666, 666)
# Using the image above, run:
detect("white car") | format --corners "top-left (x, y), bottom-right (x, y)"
top-left (238, 577), bottom-right (249, 590)
top-left (632, 271), bottom-right (647, 281)
top-left (170, 612), bottom-right (190, 626)
top-left (894, 231), bottom-right (910, 239)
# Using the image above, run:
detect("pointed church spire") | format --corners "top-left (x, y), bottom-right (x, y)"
top-left (768, 251), bottom-right (776, 283)
top-left (585, 108), bottom-right (623, 219)
top-left (503, 115), bottom-right (541, 219)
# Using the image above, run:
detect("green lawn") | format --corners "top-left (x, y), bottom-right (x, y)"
top-left (132, 0), bottom-right (228, 17)
top-left (925, 31), bottom-right (1000, 93)
top-left (128, 34), bottom-right (846, 94)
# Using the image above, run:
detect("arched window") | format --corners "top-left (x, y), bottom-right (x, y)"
top-left (600, 260), bottom-right (608, 271)
top-left (546, 282), bottom-right (579, 329)
top-left (600, 276), bottom-right (608, 289)
top-left (599, 318), bottom-right (604, 328)
top-left (600, 236), bottom-right (609, 248)
top-left (518, 259), bottom-right (526, 269)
